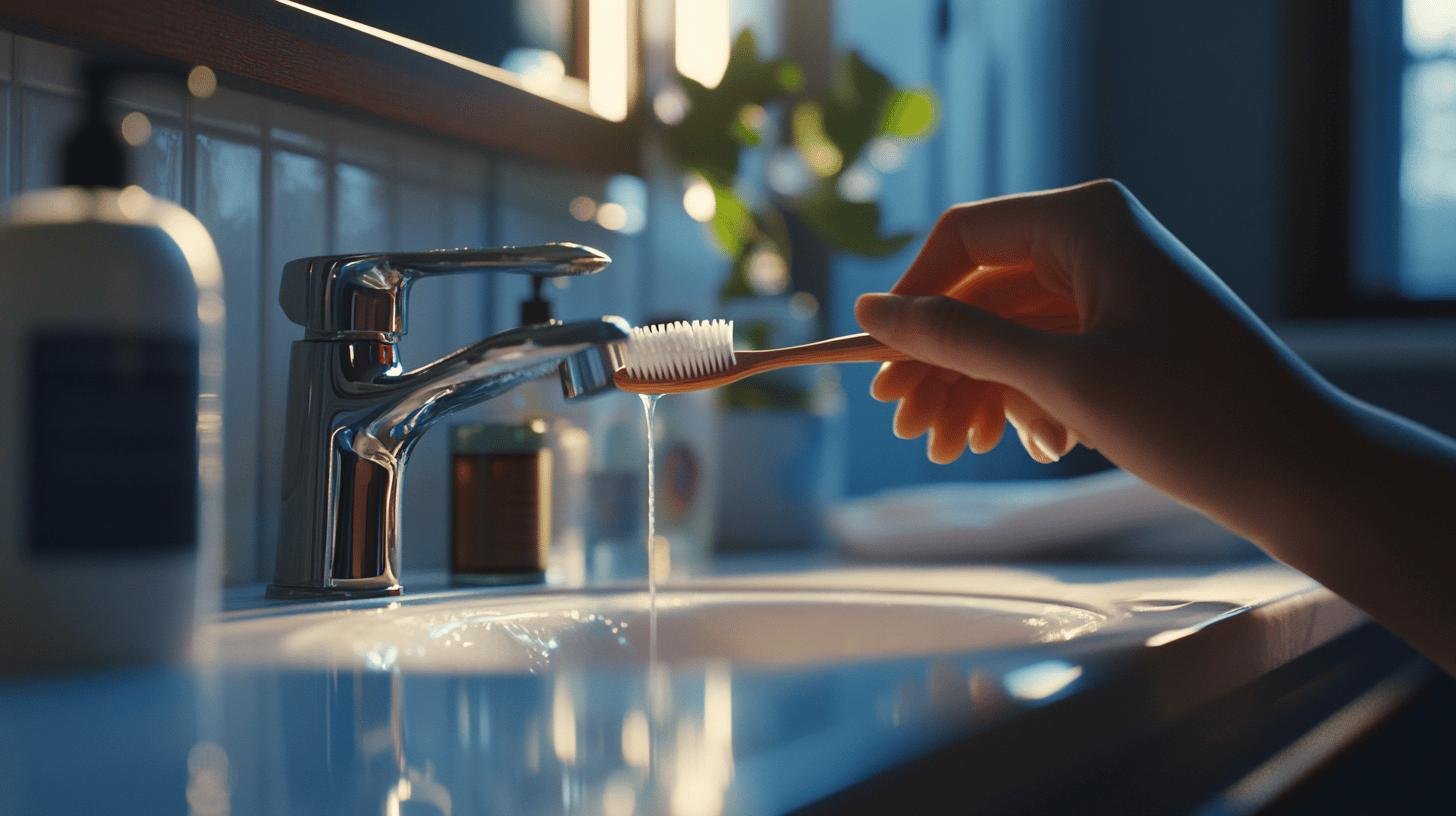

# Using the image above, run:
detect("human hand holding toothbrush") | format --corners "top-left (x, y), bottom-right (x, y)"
top-left (856, 179), bottom-right (1456, 676)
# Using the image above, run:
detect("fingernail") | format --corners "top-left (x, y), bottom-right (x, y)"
top-left (1034, 438), bottom-right (1061, 463)
top-left (1015, 427), bottom-right (1050, 464)
top-left (1031, 420), bottom-right (1063, 463)
top-left (855, 293), bottom-right (905, 333)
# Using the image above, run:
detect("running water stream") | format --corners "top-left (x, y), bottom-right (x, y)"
top-left (639, 393), bottom-right (662, 665)
top-left (639, 393), bottom-right (668, 781)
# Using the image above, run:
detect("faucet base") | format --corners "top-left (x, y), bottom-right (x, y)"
top-left (265, 583), bottom-right (403, 601)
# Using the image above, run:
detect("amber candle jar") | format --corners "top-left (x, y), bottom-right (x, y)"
top-left (450, 422), bottom-right (552, 585)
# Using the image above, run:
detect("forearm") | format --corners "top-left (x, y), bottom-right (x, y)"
top-left (1254, 390), bottom-right (1456, 673)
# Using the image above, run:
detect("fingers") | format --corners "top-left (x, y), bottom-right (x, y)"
top-left (870, 360), bottom-right (931, 402)
top-left (876, 360), bottom-right (1007, 463)
top-left (968, 386), bottom-right (1006, 453)
top-left (857, 292), bottom-right (1069, 397)
top-left (927, 378), bottom-right (981, 464)
top-left (998, 386), bottom-right (1046, 462)
top-left (892, 375), bottom-right (949, 440)
top-left (1004, 389), bottom-right (1078, 463)
top-left (873, 353), bottom-right (1080, 465)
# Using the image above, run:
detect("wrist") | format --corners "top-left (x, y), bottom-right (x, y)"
top-left (1206, 371), bottom-right (1357, 549)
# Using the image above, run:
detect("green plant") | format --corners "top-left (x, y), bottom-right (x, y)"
top-left (659, 30), bottom-right (939, 302)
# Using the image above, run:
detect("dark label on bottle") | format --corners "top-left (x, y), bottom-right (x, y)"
top-left (27, 332), bottom-right (198, 557)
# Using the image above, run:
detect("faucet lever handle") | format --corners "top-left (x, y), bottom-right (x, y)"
top-left (280, 243), bottom-right (611, 339)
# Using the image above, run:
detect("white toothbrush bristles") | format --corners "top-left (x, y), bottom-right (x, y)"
top-left (618, 319), bottom-right (736, 382)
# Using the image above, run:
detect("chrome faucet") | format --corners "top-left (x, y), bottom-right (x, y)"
top-left (267, 244), bottom-right (628, 600)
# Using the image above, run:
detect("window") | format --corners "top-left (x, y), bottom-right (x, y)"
top-left (1398, 0), bottom-right (1456, 298)
top-left (1336, 0), bottom-right (1456, 312)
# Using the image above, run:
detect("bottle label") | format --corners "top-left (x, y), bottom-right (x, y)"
top-left (27, 332), bottom-right (198, 557)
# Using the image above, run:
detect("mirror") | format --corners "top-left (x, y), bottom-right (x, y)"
top-left (277, 0), bottom-right (635, 121)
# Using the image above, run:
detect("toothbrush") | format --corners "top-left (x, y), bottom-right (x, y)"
top-left (613, 320), bottom-right (912, 394)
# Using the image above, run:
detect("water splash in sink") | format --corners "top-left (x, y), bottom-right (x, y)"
top-left (222, 590), bottom-right (1107, 673)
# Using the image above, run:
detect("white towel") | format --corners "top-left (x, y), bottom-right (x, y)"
top-left (827, 469), bottom-right (1242, 560)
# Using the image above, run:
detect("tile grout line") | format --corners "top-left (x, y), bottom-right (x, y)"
top-left (484, 155), bottom-right (500, 334)
top-left (439, 149), bottom-right (457, 342)
top-left (254, 100), bottom-right (274, 584)
top-left (180, 91), bottom-right (195, 211)
top-left (324, 117), bottom-right (338, 254)
top-left (11, 34), bottom-right (23, 196)
top-left (7, 33), bottom-right (15, 198)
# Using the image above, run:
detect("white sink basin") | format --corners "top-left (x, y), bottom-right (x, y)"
top-left (217, 589), bottom-right (1107, 672)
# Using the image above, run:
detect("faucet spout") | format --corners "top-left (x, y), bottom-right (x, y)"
top-left (366, 318), bottom-right (630, 453)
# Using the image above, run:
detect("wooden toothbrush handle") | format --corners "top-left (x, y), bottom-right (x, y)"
top-left (736, 333), bottom-right (913, 374)
top-left (613, 333), bottom-right (912, 393)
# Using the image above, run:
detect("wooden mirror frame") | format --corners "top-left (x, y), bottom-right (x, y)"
top-left (0, 0), bottom-right (642, 173)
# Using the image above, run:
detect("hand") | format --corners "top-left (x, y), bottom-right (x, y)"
top-left (855, 179), bottom-right (1341, 532)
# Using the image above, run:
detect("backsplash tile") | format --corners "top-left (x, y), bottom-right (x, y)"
top-left (334, 161), bottom-right (390, 251)
top-left (267, 100), bottom-right (331, 155)
top-left (443, 147), bottom-right (491, 193)
top-left (191, 87), bottom-right (267, 138)
top-left (394, 179), bottom-right (454, 363)
top-left (2, 27), bottom-right (661, 585)
top-left (132, 117), bottom-right (184, 201)
top-left (110, 76), bottom-right (185, 119)
top-left (0, 32), bottom-right (12, 81)
top-left (394, 177), bottom-right (454, 570)
top-left (260, 149), bottom-right (328, 580)
top-left (334, 117), bottom-right (397, 170)
top-left (444, 189), bottom-right (492, 330)
top-left (193, 133), bottom-right (263, 583)
top-left (15, 36), bottom-right (79, 94)
top-left (493, 158), bottom-right (619, 327)
top-left (0, 84), bottom-right (10, 198)
top-left (19, 89), bottom-right (79, 190)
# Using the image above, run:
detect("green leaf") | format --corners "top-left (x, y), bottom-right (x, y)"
top-left (719, 247), bottom-right (754, 299)
top-left (881, 89), bottom-right (937, 138)
top-left (822, 51), bottom-right (895, 166)
top-left (708, 184), bottom-right (755, 257)
top-left (731, 118), bottom-right (762, 146)
top-left (718, 30), bottom-right (803, 99)
top-left (663, 28), bottom-right (809, 185)
top-left (777, 63), bottom-right (806, 92)
top-left (795, 184), bottom-right (914, 257)
top-left (718, 375), bottom-right (811, 411)
top-left (741, 319), bottom-right (775, 349)
top-left (790, 102), bottom-right (844, 177)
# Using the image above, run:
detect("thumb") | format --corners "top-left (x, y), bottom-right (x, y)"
top-left (856, 293), bottom-right (1067, 395)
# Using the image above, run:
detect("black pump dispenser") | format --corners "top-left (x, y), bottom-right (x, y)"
top-left (62, 61), bottom-right (184, 188)
top-left (63, 62), bottom-right (128, 188)
top-left (520, 274), bottom-right (555, 325)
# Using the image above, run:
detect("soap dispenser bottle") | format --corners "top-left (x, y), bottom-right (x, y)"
top-left (0, 61), bottom-right (225, 672)
top-left (472, 275), bottom-right (594, 584)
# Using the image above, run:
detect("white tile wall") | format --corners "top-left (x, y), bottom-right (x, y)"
top-left (193, 132), bottom-right (263, 582)
top-left (0, 29), bottom-right (674, 584)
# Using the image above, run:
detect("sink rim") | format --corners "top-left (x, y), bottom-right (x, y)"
top-left (213, 586), bottom-right (1115, 673)
top-left (221, 582), bottom-right (1115, 623)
